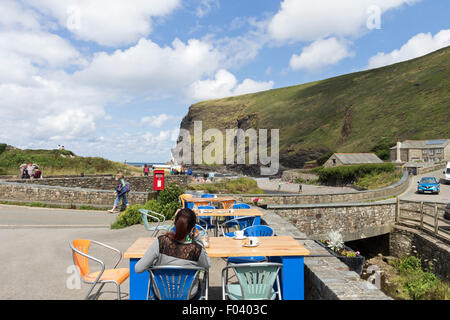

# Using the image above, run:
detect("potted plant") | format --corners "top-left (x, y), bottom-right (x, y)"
top-left (317, 231), bottom-right (365, 275)
top-left (252, 198), bottom-right (262, 206)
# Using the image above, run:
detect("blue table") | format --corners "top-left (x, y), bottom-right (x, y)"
top-left (124, 236), bottom-right (309, 300)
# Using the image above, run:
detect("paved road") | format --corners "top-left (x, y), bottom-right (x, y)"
top-left (255, 177), bottom-right (357, 194)
top-left (0, 205), bottom-right (225, 300)
top-left (399, 169), bottom-right (450, 204)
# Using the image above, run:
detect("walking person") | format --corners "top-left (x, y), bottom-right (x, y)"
top-left (108, 173), bottom-right (130, 213)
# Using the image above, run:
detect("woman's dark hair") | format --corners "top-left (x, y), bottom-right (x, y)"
top-left (169, 208), bottom-right (197, 241)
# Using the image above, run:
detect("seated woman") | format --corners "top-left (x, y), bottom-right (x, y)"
top-left (135, 208), bottom-right (210, 300)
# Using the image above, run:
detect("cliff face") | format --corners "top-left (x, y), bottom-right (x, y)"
top-left (177, 46), bottom-right (450, 170)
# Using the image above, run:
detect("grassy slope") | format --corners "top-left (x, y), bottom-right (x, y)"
top-left (0, 145), bottom-right (140, 176)
top-left (181, 46), bottom-right (450, 166)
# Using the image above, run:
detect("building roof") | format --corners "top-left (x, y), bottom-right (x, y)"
top-left (390, 139), bottom-right (450, 149)
top-left (330, 153), bottom-right (383, 165)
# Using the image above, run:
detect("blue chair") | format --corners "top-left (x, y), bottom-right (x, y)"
top-left (220, 216), bottom-right (256, 237)
top-left (197, 205), bottom-right (216, 230)
top-left (201, 194), bottom-right (215, 198)
top-left (185, 202), bottom-right (194, 209)
top-left (147, 266), bottom-right (209, 300)
top-left (226, 225), bottom-right (274, 264)
top-left (170, 224), bottom-right (208, 238)
top-left (224, 203), bottom-right (252, 226)
top-left (232, 203), bottom-right (251, 209)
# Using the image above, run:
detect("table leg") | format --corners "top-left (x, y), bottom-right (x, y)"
top-left (128, 258), bottom-right (149, 300)
top-left (269, 256), bottom-right (304, 300)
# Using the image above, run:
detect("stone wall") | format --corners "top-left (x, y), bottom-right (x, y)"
top-left (223, 170), bottom-right (410, 205)
top-left (389, 225), bottom-right (450, 281)
top-left (5, 175), bottom-right (189, 192)
top-left (0, 181), bottom-right (152, 208)
top-left (267, 200), bottom-right (397, 242)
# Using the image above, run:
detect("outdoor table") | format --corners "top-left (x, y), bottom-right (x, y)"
top-left (124, 236), bottom-right (310, 300)
top-left (194, 208), bottom-right (263, 236)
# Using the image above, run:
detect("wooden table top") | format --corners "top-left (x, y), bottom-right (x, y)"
top-left (124, 236), bottom-right (310, 259)
top-left (193, 208), bottom-right (263, 217)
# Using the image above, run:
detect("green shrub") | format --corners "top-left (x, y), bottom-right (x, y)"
top-left (188, 177), bottom-right (264, 194)
top-left (314, 163), bottom-right (396, 186)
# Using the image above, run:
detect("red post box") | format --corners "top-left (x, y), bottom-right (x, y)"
top-left (153, 170), bottom-right (165, 191)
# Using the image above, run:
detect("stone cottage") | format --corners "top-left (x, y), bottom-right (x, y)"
top-left (323, 153), bottom-right (383, 167)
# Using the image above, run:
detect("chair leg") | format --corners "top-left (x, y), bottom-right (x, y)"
top-left (94, 283), bottom-right (106, 300)
top-left (115, 282), bottom-right (121, 300)
top-left (84, 282), bottom-right (97, 300)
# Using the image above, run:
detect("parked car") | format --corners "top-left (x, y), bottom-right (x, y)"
top-left (417, 177), bottom-right (440, 194)
top-left (444, 203), bottom-right (450, 220)
top-left (442, 162), bottom-right (450, 185)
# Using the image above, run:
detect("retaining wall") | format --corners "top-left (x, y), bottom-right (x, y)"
top-left (5, 175), bottom-right (189, 192)
top-left (0, 181), bottom-right (152, 208)
top-left (267, 200), bottom-right (397, 242)
top-left (390, 225), bottom-right (450, 281)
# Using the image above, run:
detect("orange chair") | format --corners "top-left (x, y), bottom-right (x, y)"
top-left (70, 239), bottom-right (130, 300)
top-left (179, 194), bottom-right (193, 208)
top-left (221, 199), bottom-right (237, 210)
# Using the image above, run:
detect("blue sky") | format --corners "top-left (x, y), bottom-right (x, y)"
top-left (0, 0), bottom-right (449, 163)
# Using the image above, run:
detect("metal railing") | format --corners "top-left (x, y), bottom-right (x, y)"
top-left (395, 197), bottom-right (450, 241)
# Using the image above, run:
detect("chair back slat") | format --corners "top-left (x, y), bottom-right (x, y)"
top-left (150, 268), bottom-right (199, 300)
top-left (243, 225), bottom-right (273, 237)
top-left (232, 203), bottom-right (251, 209)
top-left (201, 194), bottom-right (215, 198)
top-left (233, 264), bottom-right (281, 300)
top-left (71, 239), bottom-right (91, 277)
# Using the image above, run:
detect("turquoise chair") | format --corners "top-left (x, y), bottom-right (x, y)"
top-left (140, 209), bottom-right (172, 236)
top-left (221, 263), bottom-right (282, 300)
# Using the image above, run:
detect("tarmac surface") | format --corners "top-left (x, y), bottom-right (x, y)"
top-left (0, 206), bottom-right (226, 300)
top-left (399, 169), bottom-right (449, 204)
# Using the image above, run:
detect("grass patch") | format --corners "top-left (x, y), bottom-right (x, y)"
top-left (0, 200), bottom-right (105, 210)
top-left (188, 177), bottom-right (264, 194)
top-left (387, 255), bottom-right (449, 300)
top-left (354, 169), bottom-right (403, 190)
top-left (0, 145), bottom-right (140, 176)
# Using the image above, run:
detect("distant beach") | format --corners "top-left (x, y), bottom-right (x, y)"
top-left (126, 162), bottom-right (165, 167)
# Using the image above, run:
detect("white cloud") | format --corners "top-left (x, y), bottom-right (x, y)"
top-left (0, 0), bottom-right (42, 31)
top-left (196, 0), bottom-right (220, 18)
top-left (187, 69), bottom-right (274, 101)
top-left (24, 0), bottom-right (181, 46)
top-left (290, 38), bottom-right (354, 71)
top-left (73, 37), bottom-right (223, 97)
top-left (141, 114), bottom-right (175, 128)
top-left (268, 0), bottom-right (420, 43)
top-left (368, 29), bottom-right (450, 69)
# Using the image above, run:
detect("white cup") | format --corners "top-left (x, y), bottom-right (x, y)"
top-left (235, 230), bottom-right (244, 238)
top-left (249, 237), bottom-right (259, 246)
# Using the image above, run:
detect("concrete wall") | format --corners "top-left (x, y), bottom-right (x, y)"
top-left (267, 200), bottom-right (397, 242)
top-left (5, 175), bottom-right (189, 192)
top-left (0, 181), bottom-right (152, 208)
top-left (390, 225), bottom-right (450, 281)
top-left (223, 170), bottom-right (409, 205)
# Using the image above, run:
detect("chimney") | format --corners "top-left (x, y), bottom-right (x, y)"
top-left (395, 139), bottom-right (402, 163)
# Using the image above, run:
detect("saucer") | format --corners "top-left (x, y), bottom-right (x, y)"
top-left (243, 243), bottom-right (259, 247)
top-left (233, 236), bottom-right (247, 240)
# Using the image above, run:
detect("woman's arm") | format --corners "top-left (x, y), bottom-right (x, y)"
top-left (135, 239), bottom-right (160, 273)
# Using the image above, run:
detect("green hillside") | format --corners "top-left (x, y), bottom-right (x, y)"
top-left (179, 46), bottom-right (450, 168)
top-left (0, 144), bottom-right (140, 176)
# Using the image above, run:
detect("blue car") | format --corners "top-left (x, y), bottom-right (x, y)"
top-left (417, 177), bottom-right (440, 194)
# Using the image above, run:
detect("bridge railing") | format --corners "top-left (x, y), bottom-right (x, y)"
top-left (396, 198), bottom-right (449, 241)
